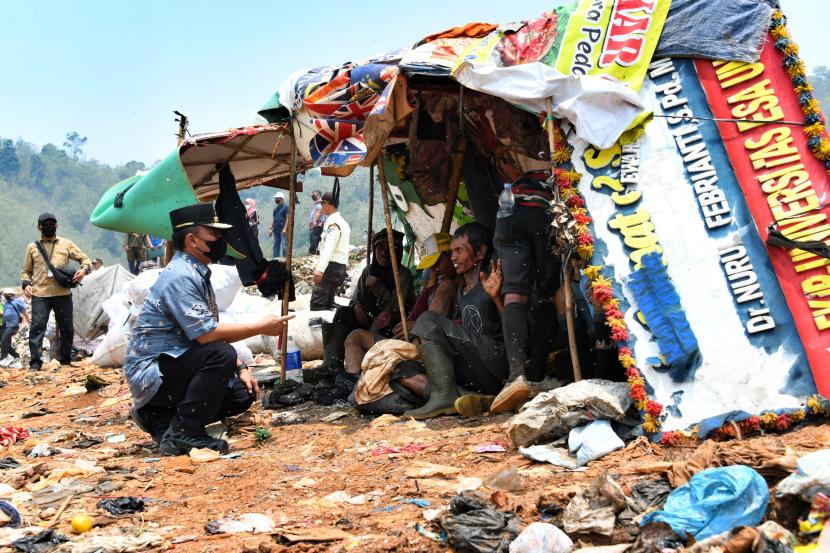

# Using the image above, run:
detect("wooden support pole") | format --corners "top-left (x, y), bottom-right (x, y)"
top-left (279, 143), bottom-right (299, 382)
top-left (545, 98), bottom-right (582, 382)
top-left (440, 139), bottom-right (467, 234)
top-left (375, 157), bottom-right (410, 342)
top-left (367, 164), bottom-right (375, 262)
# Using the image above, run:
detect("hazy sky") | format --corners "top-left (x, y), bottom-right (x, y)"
top-left (1, 0), bottom-right (823, 167)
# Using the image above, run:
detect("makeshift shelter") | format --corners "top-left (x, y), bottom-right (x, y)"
top-left (92, 0), bottom-right (829, 441)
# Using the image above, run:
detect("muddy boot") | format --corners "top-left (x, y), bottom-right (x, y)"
top-left (403, 342), bottom-right (458, 419)
top-left (318, 323), bottom-right (349, 374)
top-left (502, 302), bottom-right (529, 382)
top-left (454, 394), bottom-right (495, 417)
top-left (355, 392), bottom-right (417, 416)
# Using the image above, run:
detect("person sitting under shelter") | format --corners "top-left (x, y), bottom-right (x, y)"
top-left (319, 229), bottom-right (414, 376)
top-left (124, 203), bottom-right (293, 456)
top-left (344, 232), bottom-right (457, 414)
top-left (405, 222), bottom-right (508, 419)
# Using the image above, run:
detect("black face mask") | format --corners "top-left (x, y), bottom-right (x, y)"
top-left (200, 235), bottom-right (227, 263)
top-left (41, 223), bottom-right (57, 238)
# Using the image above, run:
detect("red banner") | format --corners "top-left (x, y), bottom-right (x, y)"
top-left (695, 38), bottom-right (830, 395)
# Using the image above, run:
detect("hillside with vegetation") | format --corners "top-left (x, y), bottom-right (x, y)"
top-left (0, 135), bottom-right (384, 286)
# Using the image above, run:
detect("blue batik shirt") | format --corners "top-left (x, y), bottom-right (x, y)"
top-left (124, 251), bottom-right (219, 408)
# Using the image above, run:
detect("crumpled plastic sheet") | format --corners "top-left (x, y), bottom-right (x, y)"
top-left (205, 512), bottom-right (275, 534)
top-left (0, 427), bottom-right (30, 448)
top-left (0, 500), bottom-right (22, 528)
top-left (96, 496), bottom-right (145, 516)
top-left (439, 494), bottom-right (525, 553)
top-left (55, 526), bottom-right (165, 553)
top-left (505, 379), bottom-right (631, 447)
top-left (641, 465), bottom-right (769, 541)
top-left (10, 529), bottom-right (69, 553)
top-left (563, 473), bottom-right (629, 536)
top-left (776, 449), bottom-right (830, 502)
top-left (508, 522), bottom-right (572, 553)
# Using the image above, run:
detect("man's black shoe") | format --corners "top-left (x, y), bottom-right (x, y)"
top-left (159, 432), bottom-right (229, 456)
top-left (130, 407), bottom-right (164, 445)
top-left (28, 363), bottom-right (41, 372)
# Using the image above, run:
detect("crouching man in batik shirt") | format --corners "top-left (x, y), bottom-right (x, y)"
top-left (124, 203), bottom-right (293, 456)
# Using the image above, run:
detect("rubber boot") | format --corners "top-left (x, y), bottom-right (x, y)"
top-left (403, 342), bottom-right (458, 419)
top-left (318, 322), bottom-right (349, 373)
top-left (527, 301), bottom-right (558, 382)
top-left (502, 302), bottom-right (529, 382)
top-left (454, 394), bottom-right (496, 417)
top-left (353, 392), bottom-right (417, 416)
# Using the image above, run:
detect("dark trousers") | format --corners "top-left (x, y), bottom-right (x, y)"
top-left (138, 341), bottom-right (254, 436)
top-left (272, 233), bottom-right (283, 258)
top-left (29, 295), bottom-right (73, 367)
top-left (310, 262), bottom-right (347, 311)
top-left (309, 227), bottom-right (323, 254)
top-left (1, 325), bottom-right (19, 358)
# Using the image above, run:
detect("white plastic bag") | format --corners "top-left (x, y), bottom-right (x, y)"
top-left (91, 322), bottom-right (131, 367)
top-left (208, 264), bottom-right (243, 311)
top-left (509, 522), bottom-right (573, 553)
top-left (568, 420), bottom-right (624, 466)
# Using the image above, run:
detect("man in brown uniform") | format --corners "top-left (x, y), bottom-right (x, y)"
top-left (20, 213), bottom-right (91, 371)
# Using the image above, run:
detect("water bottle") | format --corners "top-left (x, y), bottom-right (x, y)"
top-left (497, 183), bottom-right (514, 219)
top-left (284, 337), bottom-right (303, 383)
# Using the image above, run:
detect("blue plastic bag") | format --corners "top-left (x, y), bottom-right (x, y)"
top-left (641, 465), bottom-right (769, 540)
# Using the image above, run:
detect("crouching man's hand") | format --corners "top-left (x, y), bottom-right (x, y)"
top-left (238, 366), bottom-right (260, 399)
top-left (258, 314), bottom-right (295, 336)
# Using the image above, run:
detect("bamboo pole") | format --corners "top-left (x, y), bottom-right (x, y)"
top-left (367, 165), bottom-right (375, 261)
top-left (279, 143), bottom-right (298, 382)
top-left (164, 113), bottom-right (190, 267)
top-left (440, 139), bottom-right (467, 234)
top-left (375, 157), bottom-right (410, 342)
top-left (545, 98), bottom-right (582, 382)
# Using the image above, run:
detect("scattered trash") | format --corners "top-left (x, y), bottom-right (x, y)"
top-left (777, 449), bottom-right (830, 501)
top-left (484, 467), bottom-right (523, 492)
top-left (189, 448), bottom-right (220, 463)
top-left (642, 465), bottom-right (769, 540)
top-left (617, 477), bottom-right (673, 528)
top-left (0, 457), bottom-right (20, 469)
top-left (292, 477), bottom-right (317, 488)
top-left (26, 443), bottom-right (53, 458)
top-left (104, 433), bottom-right (126, 443)
top-left (400, 498), bottom-right (430, 508)
top-left (505, 380), bottom-right (631, 447)
top-left (254, 427), bottom-right (272, 442)
top-left (439, 493), bottom-right (524, 553)
top-left (96, 496), bottom-right (145, 516)
top-left (456, 477), bottom-right (484, 494)
top-left (10, 529), bottom-right (69, 553)
top-left (371, 443), bottom-right (431, 456)
top-left (569, 420), bottom-right (625, 466)
top-left (0, 500), bottom-right (22, 528)
top-left (415, 522), bottom-right (447, 543)
top-left (423, 506), bottom-right (448, 522)
top-left (170, 534), bottom-right (198, 545)
top-left (58, 526), bottom-right (164, 552)
top-left (563, 473), bottom-right (629, 536)
top-left (509, 522), bottom-right (573, 553)
top-left (206, 512), bottom-right (276, 534)
top-left (474, 443), bottom-right (508, 453)
top-left (320, 411), bottom-right (350, 422)
top-left (143, 458), bottom-right (161, 463)
top-left (84, 374), bottom-right (108, 391)
top-left (519, 444), bottom-right (580, 469)
top-left (277, 525), bottom-right (353, 542)
top-left (370, 414), bottom-right (401, 427)
top-left (630, 521), bottom-right (685, 552)
top-left (70, 513), bottom-right (94, 534)
top-left (324, 491), bottom-right (368, 505)
top-left (219, 452), bottom-right (243, 459)
top-left (405, 462), bottom-right (461, 479)
top-left (270, 411), bottom-right (308, 426)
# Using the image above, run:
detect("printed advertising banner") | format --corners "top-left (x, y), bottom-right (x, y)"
top-left (696, 38), bottom-right (830, 396)
top-left (574, 52), bottom-right (817, 432)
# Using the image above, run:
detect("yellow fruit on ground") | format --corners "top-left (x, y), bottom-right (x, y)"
top-left (71, 514), bottom-right (93, 534)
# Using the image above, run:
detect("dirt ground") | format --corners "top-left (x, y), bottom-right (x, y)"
top-left (0, 359), bottom-right (828, 552)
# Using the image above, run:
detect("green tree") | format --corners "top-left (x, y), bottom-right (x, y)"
top-left (0, 139), bottom-right (20, 177)
top-left (63, 131), bottom-right (88, 160)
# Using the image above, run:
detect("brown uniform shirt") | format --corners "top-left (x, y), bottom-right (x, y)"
top-left (20, 236), bottom-right (92, 298)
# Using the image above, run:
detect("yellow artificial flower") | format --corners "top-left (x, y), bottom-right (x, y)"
top-left (804, 122), bottom-right (826, 137)
top-left (782, 43), bottom-right (800, 56)
top-left (807, 395), bottom-right (821, 414)
top-left (790, 410), bottom-right (806, 422)
top-left (583, 265), bottom-right (602, 280)
top-left (802, 98), bottom-right (821, 115)
top-left (770, 26), bottom-right (788, 40)
top-left (786, 61), bottom-right (806, 79)
top-left (552, 147), bottom-right (572, 164)
top-left (619, 355), bottom-right (636, 369)
top-left (576, 244), bottom-right (593, 260)
top-left (642, 418), bottom-right (660, 434)
top-left (761, 412), bottom-right (778, 427)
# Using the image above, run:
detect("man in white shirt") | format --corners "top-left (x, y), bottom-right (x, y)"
top-left (311, 188), bottom-right (351, 311)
